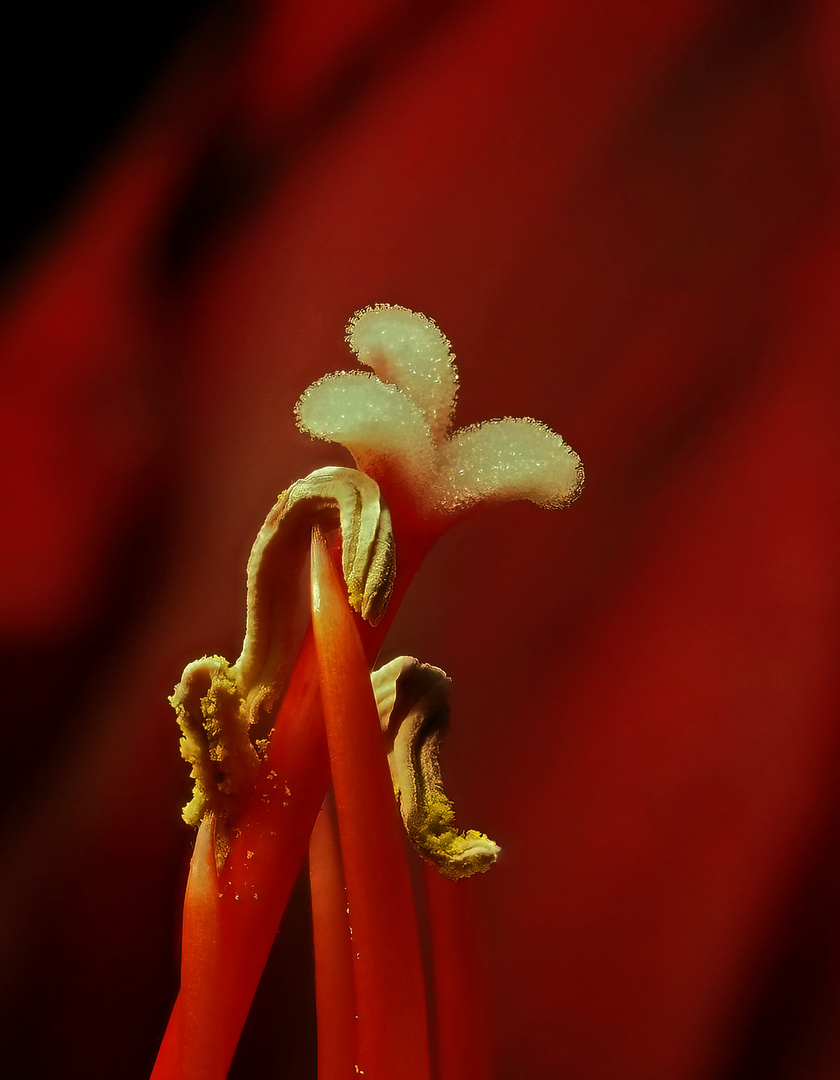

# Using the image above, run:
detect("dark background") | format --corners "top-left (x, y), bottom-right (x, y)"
top-left (3, 2), bottom-right (840, 1078)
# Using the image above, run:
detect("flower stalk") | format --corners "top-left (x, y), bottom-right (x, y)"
top-left (179, 814), bottom-right (223, 1080)
top-left (151, 635), bottom-right (330, 1080)
top-left (309, 795), bottom-right (357, 1080)
top-left (423, 866), bottom-right (491, 1080)
top-left (311, 527), bottom-right (431, 1080)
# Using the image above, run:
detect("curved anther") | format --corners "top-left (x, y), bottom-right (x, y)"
top-left (172, 467), bottom-right (395, 839)
top-left (371, 656), bottom-right (500, 880)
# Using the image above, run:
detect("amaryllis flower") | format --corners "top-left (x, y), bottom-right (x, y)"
top-left (3, 4), bottom-right (840, 1080)
top-left (152, 303), bottom-right (581, 1077)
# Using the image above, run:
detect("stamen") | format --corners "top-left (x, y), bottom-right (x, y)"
top-left (171, 467), bottom-right (395, 844)
top-left (371, 656), bottom-right (499, 880)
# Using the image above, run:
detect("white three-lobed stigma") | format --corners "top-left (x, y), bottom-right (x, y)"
top-left (295, 304), bottom-right (584, 517)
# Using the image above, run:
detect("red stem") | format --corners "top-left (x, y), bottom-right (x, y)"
top-left (179, 815), bottom-right (224, 1080)
top-left (310, 796), bottom-right (358, 1079)
top-left (423, 866), bottom-right (491, 1080)
top-left (310, 528), bottom-right (431, 1080)
top-left (151, 634), bottom-right (328, 1080)
top-left (151, 518), bottom-right (439, 1079)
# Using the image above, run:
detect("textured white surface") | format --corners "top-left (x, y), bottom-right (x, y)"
top-left (347, 305), bottom-right (458, 442)
top-left (296, 304), bottom-right (583, 516)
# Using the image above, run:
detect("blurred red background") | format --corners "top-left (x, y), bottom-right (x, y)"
top-left (3, 1), bottom-right (840, 1077)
